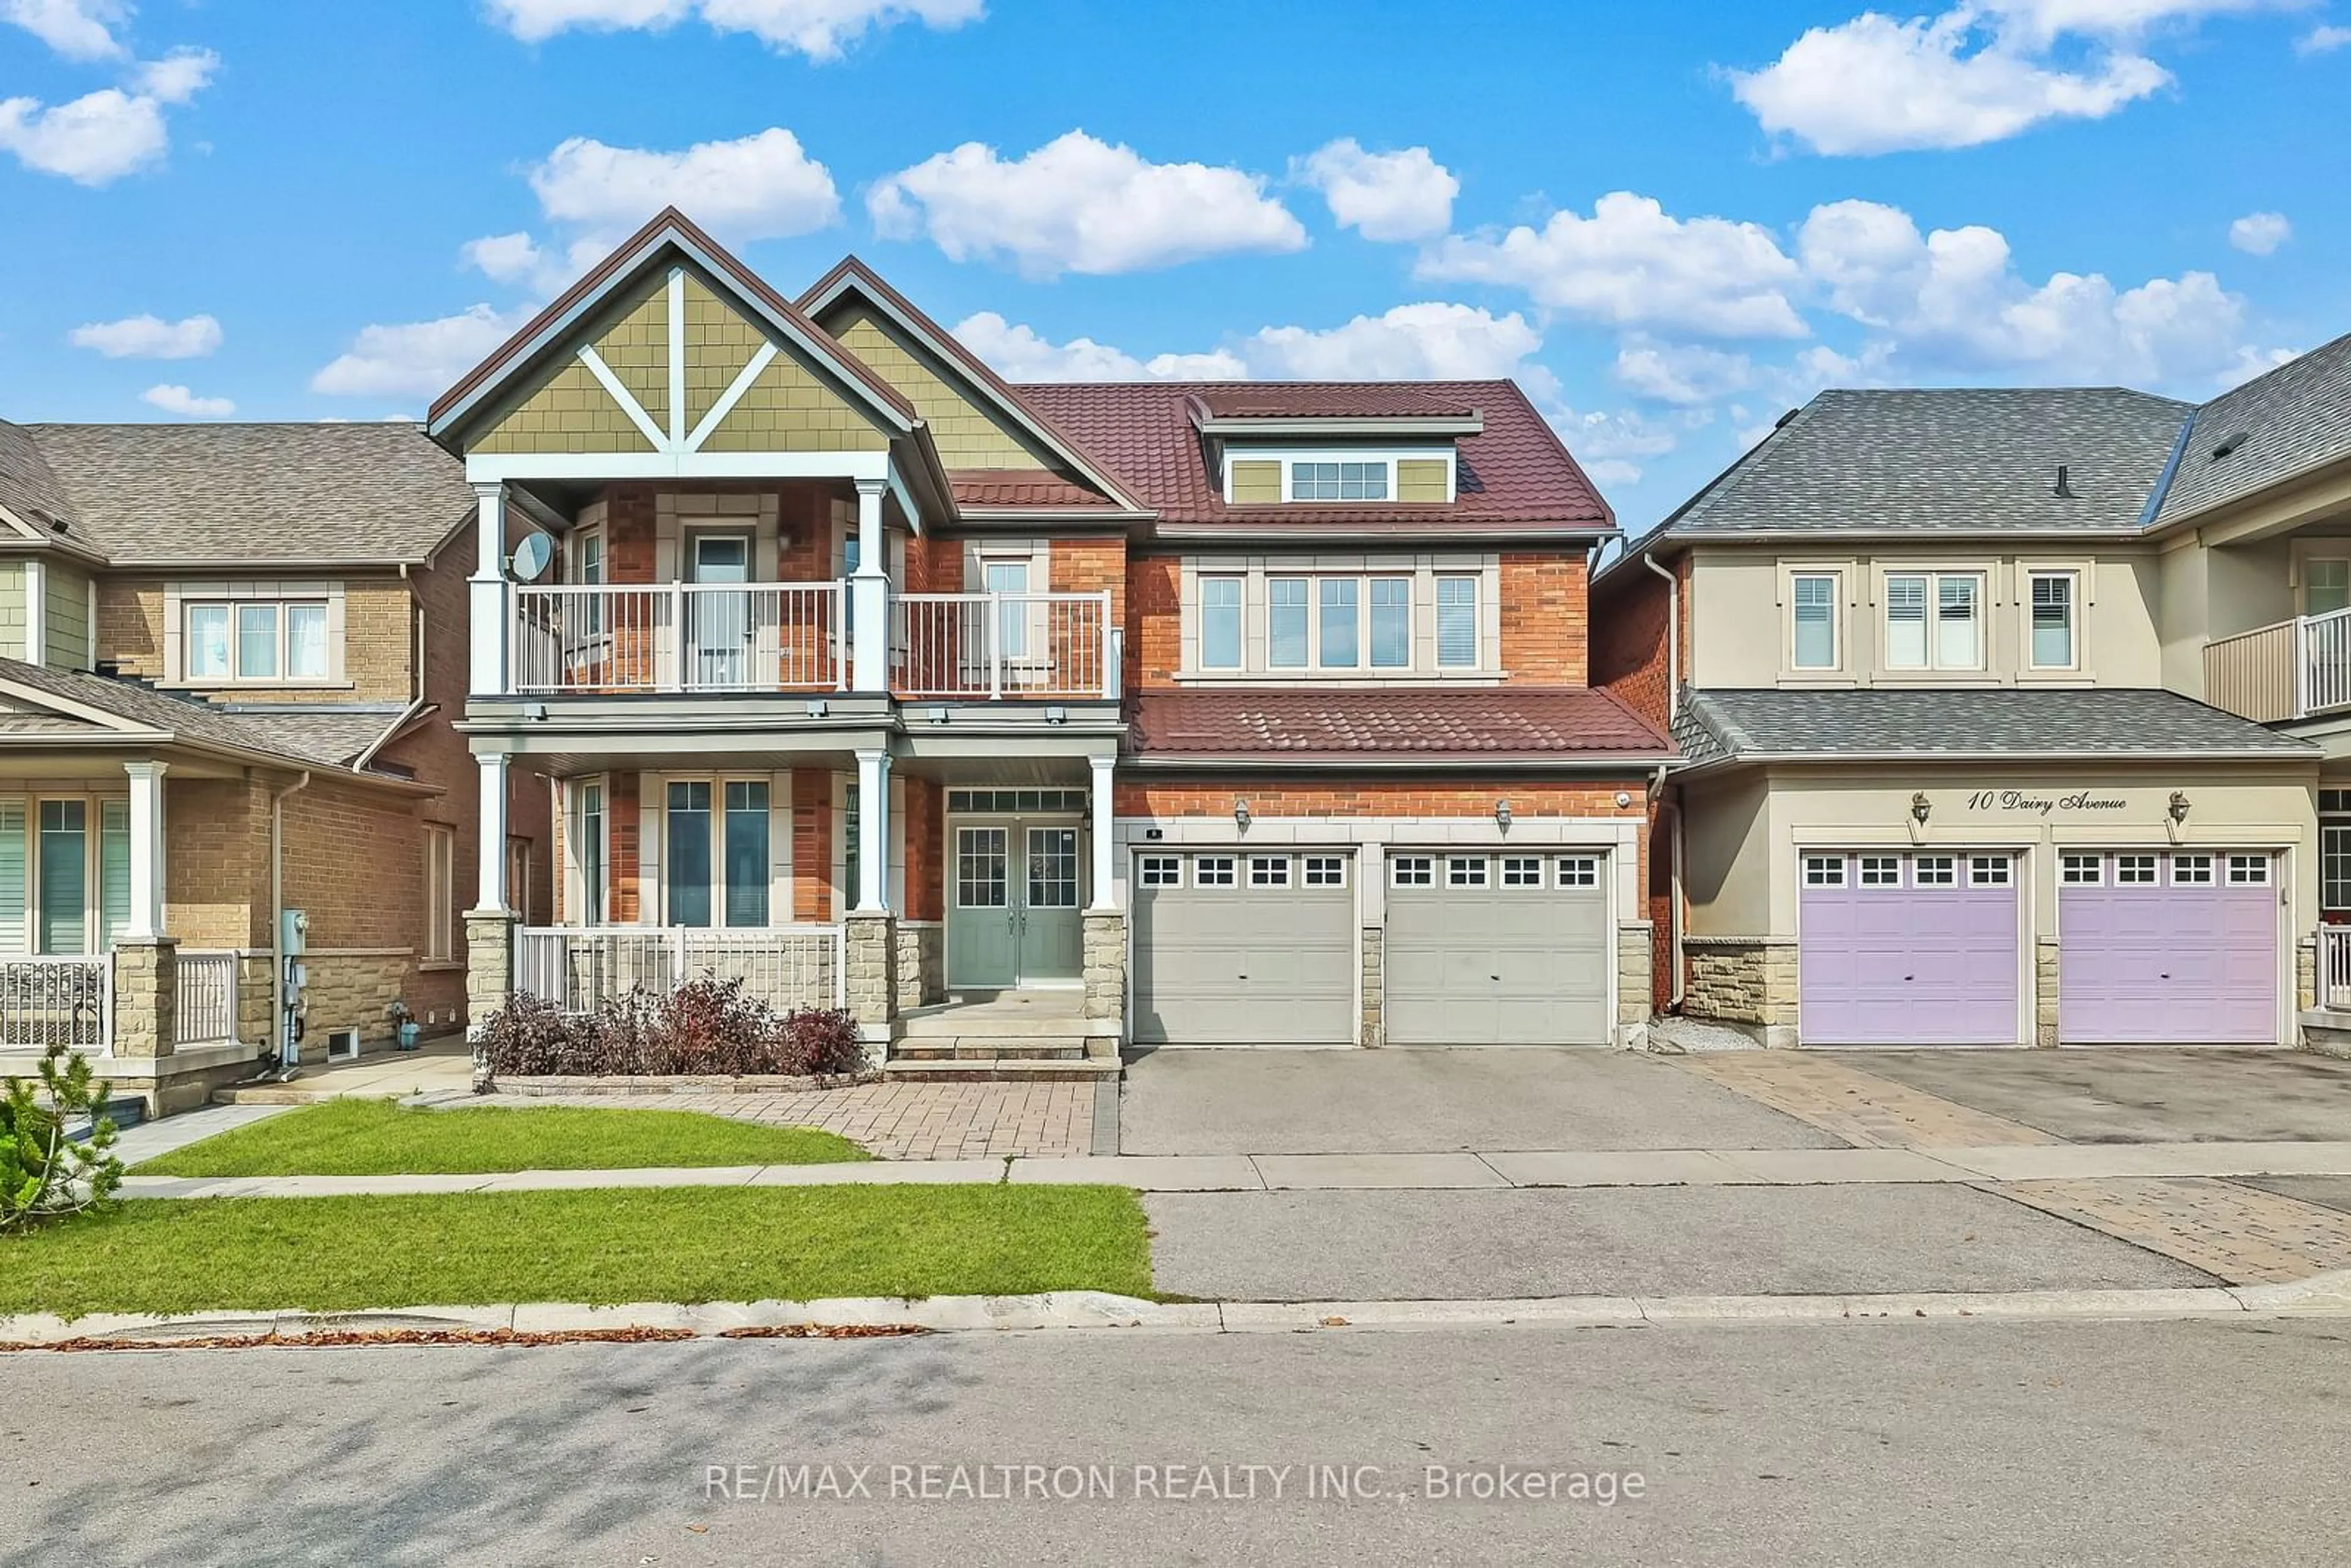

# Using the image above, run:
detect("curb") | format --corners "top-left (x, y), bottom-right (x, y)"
top-left (6, 1275), bottom-right (2347, 1350)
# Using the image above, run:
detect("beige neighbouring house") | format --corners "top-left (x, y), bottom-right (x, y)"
top-left (0, 421), bottom-right (549, 1114)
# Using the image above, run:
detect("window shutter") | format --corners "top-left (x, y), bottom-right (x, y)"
top-left (100, 800), bottom-right (130, 948)
top-left (0, 801), bottom-right (23, 955)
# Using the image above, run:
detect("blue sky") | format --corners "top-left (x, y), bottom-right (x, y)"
top-left (4, 0), bottom-right (2349, 531)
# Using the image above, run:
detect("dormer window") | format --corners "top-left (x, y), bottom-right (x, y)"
top-left (1289, 460), bottom-right (1389, 501)
top-left (1221, 447), bottom-right (1457, 505)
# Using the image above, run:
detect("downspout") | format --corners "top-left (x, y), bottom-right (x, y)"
top-left (269, 770), bottom-right (312, 1071)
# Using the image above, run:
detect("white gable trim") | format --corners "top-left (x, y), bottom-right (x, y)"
top-left (576, 345), bottom-right (672, 453)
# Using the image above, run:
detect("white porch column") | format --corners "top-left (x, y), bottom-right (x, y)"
top-left (855, 747), bottom-right (890, 913)
top-left (124, 759), bottom-right (168, 939)
top-left (474, 751), bottom-right (510, 912)
top-left (850, 477), bottom-right (890, 692)
top-left (1089, 754), bottom-right (1117, 911)
top-left (468, 481), bottom-right (510, 697)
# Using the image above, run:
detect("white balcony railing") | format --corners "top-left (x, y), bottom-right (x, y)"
top-left (510, 582), bottom-right (848, 695)
top-left (514, 926), bottom-right (846, 1015)
top-left (175, 949), bottom-right (239, 1046)
top-left (0, 955), bottom-right (112, 1053)
top-left (2203, 606), bottom-right (2351, 724)
top-left (891, 591), bottom-right (1117, 699)
top-left (2320, 927), bottom-right (2351, 1011)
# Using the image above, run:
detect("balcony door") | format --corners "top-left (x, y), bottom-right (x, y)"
top-left (687, 531), bottom-right (754, 688)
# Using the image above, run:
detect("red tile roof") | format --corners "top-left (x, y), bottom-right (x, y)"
top-left (1127, 688), bottom-right (1672, 760)
top-left (1188, 386), bottom-right (1477, 421)
top-left (1015, 381), bottom-right (1612, 533)
top-left (949, 469), bottom-right (1120, 509)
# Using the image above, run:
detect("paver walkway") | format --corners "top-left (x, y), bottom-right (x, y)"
top-left (1676, 1051), bottom-right (2064, 1148)
top-left (1992, 1177), bottom-right (2351, 1285)
top-left (485, 1081), bottom-right (1095, 1160)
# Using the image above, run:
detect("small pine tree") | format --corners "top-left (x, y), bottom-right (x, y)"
top-left (1, 1044), bottom-right (125, 1232)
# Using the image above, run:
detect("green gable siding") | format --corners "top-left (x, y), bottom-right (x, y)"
top-left (1397, 459), bottom-right (1449, 503)
top-left (44, 560), bottom-right (89, 667)
top-left (1229, 460), bottom-right (1281, 504)
top-left (828, 306), bottom-right (1046, 470)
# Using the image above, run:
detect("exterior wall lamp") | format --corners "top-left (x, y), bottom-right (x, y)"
top-left (2169, 791), bottom-right (2191, 824)
top-left (1495, 799), bottom-right (1512, 830)
top-left (1234, 799), bottom-right (1251, 829)
top-left (1910, 792), bottom-right (1932, 825)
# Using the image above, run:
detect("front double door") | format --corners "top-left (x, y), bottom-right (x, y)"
top-left (950, 820), bottom-right (1082, 988)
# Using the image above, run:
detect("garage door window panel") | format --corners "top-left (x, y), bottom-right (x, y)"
top-left (1804, 855), bottom-right (1847, 887)
top-left (1139, 855), bottom-right (1182, 888)
top-left (1249, 855), bottom-right (1291, 888)
top-left (2227, 854), bottom-right (2270, 885)
top-left (1194, 855), bottom-right (1236, 887)
top-left (1447, 856), bottom-right (1489, 888)
top-left (1858, 855), bottom-right (1900, 887)
top-left (1304, 856), bottom-right (1346, 887)
top-left (1556, 857), bottom-right (1598, 888)
top-left (1392, 856), bottom-right (1434, 887)
top-left (1970, 857), bottom-right (2012, 887)
top-left (2062, 853), bottom-right (2103, 885)
top-left (1502, 856), bottom-right (1545, 887)
top-left (1913, 855), bottom-right (1956, 887)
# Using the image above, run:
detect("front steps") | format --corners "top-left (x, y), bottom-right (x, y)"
top-left (883, 990), bottom-right (1120, 1081)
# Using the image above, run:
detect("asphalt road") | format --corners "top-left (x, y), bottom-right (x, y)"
top-left (6, 1318), bottom-right (2345, 1567)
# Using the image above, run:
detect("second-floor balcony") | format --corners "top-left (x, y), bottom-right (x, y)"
top-left (2203, 606), bottom-right (2351, 724)
top-left (498, 580), bottom-right (1120, 702)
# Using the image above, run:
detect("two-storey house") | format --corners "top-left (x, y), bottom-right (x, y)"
top-left (0, 420), bottom-right (550, 1112)
top-left (444, 209), bottom-right (1671, 1071)
top-left (1595, 387), bottom-right (2320, 1051)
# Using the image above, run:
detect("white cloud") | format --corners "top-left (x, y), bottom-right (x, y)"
top-left (485, 0), bottom-right (983, 59)
top-left (1989, 0), bottom-right (2302, 42)
top-left (1614, 339), bottom-right (1756, 404)
top-left (460, 231), bottom-right (550, 285)
top-left (1548, 406), bottom-right (1684, 487)
top-left (869, 130), bottom-right (1308, 279)
top-left (2300, 22), bottom-right (2351, 50)
top-left (1796, 197), bottom-right (2267, 384)
top-left (135, 47), bottom-right (219, 105)
top-left (1728, 11), bottom-right (2169, 156)
top-left (527, 128), bottom-right (840, 246)
top-left (1417, 191), bottom-right (1807, 339)
top-left (1292, 138), bottom-right (1458, 242)
top-left (311, 304), bottom-right (534, 399)
top-left (950, 312), bottom-right (1246, 382)
top-left (68, 312), bottom-right (222, 359)
top-left (140, 383), bottom-right (234, 419)
top-left (953, 301), bottom-right (1541, 386)
top-left (0, 88), bottom-right (167, 184)
top-left (2, 0), bottom-right (126, 60)
top-left (2228, 210), bottom-right (2291, 255)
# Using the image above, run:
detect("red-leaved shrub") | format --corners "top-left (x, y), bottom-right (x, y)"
top-left (475, 980), bottom-right (868, 1082)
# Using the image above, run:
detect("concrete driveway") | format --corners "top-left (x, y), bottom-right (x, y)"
top-left (1840, 1048), bottom-right (2351, 1144)
top-left (1119, 1047), bottom-right (1840, 1155)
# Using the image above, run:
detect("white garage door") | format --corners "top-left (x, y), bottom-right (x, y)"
top-left (1131, 850), bottom-right (1356, 1046)
top-left (1384, 852), bottom-right (1612, 1046)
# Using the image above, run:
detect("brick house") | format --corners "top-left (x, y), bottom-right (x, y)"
top-left (446, 209), bottom-right (1671, 1072)
top-left (0, 420), bottom-right (549, 1112)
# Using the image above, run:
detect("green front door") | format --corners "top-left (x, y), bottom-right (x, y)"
top-left (947, 819), bottom-right (1084, 988)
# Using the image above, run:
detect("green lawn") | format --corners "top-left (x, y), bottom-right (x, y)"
top-left (0, 1187), bottom-right (1153, 1317)
top-left (134, 1100), bottom-right (869, 1177)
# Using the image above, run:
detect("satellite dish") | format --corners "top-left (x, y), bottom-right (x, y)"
top-left (509, 530), bottom-right (556, 583)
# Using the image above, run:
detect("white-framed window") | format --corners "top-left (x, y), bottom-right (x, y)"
top-left (1803, 854), bottom-right (1846, 887)
top-left (1200, 576), bottom-right (1243, 670)
top-left (508, 836), bottom-right (533, 923)
top-left (1289, 459), bottom-right (1389, 501)
top-left (2168, 853), bottom-right (2213, 886)
top-left (661, 777), bottom-right (774, 928)
top-left (2307, 557), bottom-right (2351, 617)
top-left (1269, 576), bottom-right (1310, 669)
top-left (1391, 855), bottom-right (1434, 887)
top-left (1884, 572), bottom-right (1982, 671)
top-left (2324, 824), bottom-right (2351, 913)
top-left (1139, 854), bottom-right (1182, 888)
top-left (0, 795), bottom-right (133, 957)
top-left (2227, 853), bottom-right (2271, 886)
top-left (2028, 571), bottom-right (2077, 670)
top-left (1858, 855), bottom-right (1901, 887)
top-left (1303, 855), bottom-right (1347, 887)
top-left (1370, 578), bottom-right (1412, 669)
top-left (1790, 573), bottom-right (1838, 670)
top-left (1501, 855), bottom-right (1545, 887)
top-left (1319, 578), bottom-right (1360, 669)
top-left (424, 823), bottom-right (456, 961)
top-left (1194, 855), bottom-right (1237, 887)
top-left (2117, 853), bottom-right (2159, 885)
top-left (1436, 576), bottom-right (1479, 668)
top-left (1970, 856), bottom-right (2012, 887)
top-left (574, 778), bottom-right (606, 923)
top-left (1249, 855), bottom-right (1291, 888)
top-left (186, 596), bottom-right (332, 683)
top-left (1447, 855), bottom-right (1489, 887)
top-left (1556, 856), bottom-right (1599, 888)
top-left (2061, 852), bottom-right (2102, 886)
top-left (1913, 855), bottom-right (1957, 887)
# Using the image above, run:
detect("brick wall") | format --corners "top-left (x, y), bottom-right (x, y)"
top-left (94, 575), bottom-right (416, 702)
top-left (610, 771), bottom-right (643, 921)
top-left (903, 774), bottom-right (943, 923)
top-left (792, 768), bottom-right (831, 921)
top-left (1127, 554), bottom-right (1180, 691)
top-left (1588, 554), bottom-right (1681, 732)
top-left (1499, 552), bottom-right (1588, 685)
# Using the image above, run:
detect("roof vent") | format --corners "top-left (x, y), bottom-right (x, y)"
top-left (2211, 430), bottom-right (2249, 460)
top-left (2053, 464), bottom-right (2077, 498)
top-left (1772, 407), bottom-right (1801, 430)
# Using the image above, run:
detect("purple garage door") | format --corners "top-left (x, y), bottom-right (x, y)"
top-left (1798, 852), bottom-right (2021, 1046)
top-left (2058, 851), bottom-right (2276, 1044)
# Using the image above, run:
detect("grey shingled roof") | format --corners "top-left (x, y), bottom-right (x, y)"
top-left (15, 421), bottom-right (473, 563)
top-left (0, 422), bottom-right (80, 540)
top-left (1657, 388), bottom-right (2192, 542)
top-left (0, 659), bottom-right (418, 776)
top-left (2156, 330), bottom-right (2351, 526)
top-left (1677, 687), bottom-right (2315, 766)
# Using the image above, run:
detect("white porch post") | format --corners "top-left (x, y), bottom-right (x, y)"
top-left (474, 751), bottom-right (510, 912)
top-left (850, 477), bottom-right (890, 692)
top-left (124, 759), bottom-right (168, 939)
top-left (469, 481), bottom-right (510, 697)
top-left (855, 747), bottom-right (890, 913)
top-left (1089, 754), bottom-right (1117, 911)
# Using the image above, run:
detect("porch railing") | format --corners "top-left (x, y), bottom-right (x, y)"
top-left (891, 591), bottom-right (1116, 699)
top-left (510, 582), bottom-right (848, 695)
top-left (0, 955), bottom-right (112, 1053)
top-left (2202, 606), bottom-right (2351, 724)
top-left (514, 926), bottom-right (846, 1015)
top-left (2320, 927), bottom-right (2351, 1011)
top-left (174, 949), bottom-right (239, 1046)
